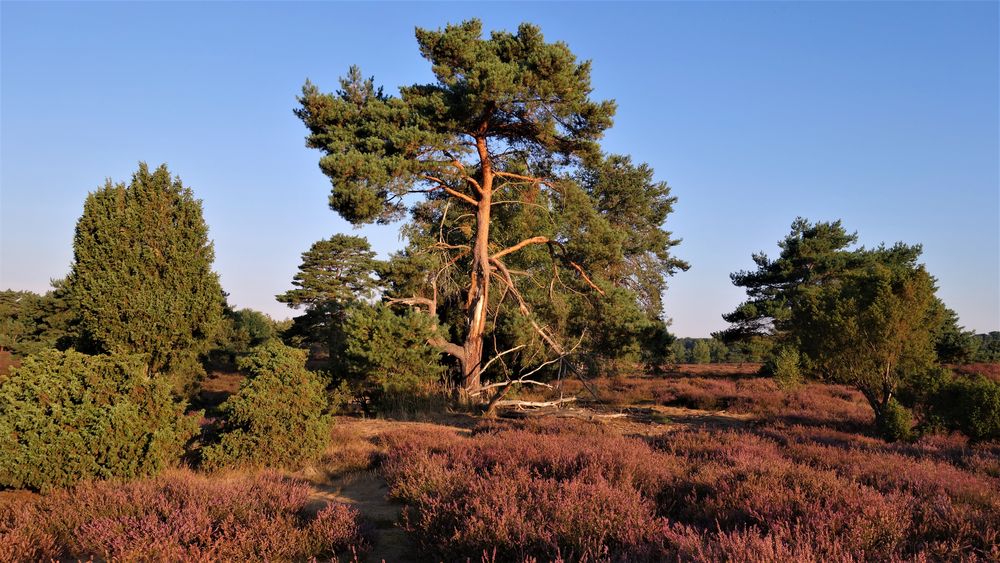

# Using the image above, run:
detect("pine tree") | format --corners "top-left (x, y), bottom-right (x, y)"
top-left (277, 234), bottom-right (380, 362)
top-left (67, 163), bottom-right (224, 395)
top-left (297, 20), bottom-right (685, 394)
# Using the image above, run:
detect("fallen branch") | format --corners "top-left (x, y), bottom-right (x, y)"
top-left (492, 397), bottom-right (577, 409)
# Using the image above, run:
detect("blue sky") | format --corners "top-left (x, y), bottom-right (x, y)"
top-left (2, 1), bottom-right (997, 337)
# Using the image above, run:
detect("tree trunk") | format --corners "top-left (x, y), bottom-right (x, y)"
top-left (461, 135), bottom-right (494, 394)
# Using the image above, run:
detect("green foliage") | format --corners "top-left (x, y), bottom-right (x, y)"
top-left (933, 309), bottom-right (979, 364)
top-left (209, 307), bottom-right (282, 368)
top-left (930, 375), bottom-right (1000, 442)
top-left (799, 259), bottom-right (942, 421)
top-left (0, 290), bottom-right (44, 355)
top-left (690, 340), bottom-right (711, 364)
top-left (0, 283), bottom-right (76, 357)
top-left (235, 338), bottom-right (309, 374)
top-left (340, 304), bottom-right (447, 414)
top-left (201, 341), bottom-right (330, 470)
top-left (278, 235), bottom-right (379, 307)
top-left (973, 331), bottom-right (1000, 362)
top-left (297, 21), bottom-right (615, 226)
top-left (766, 346), bottom-right (803, 389)
top-left (717, 218), bottom-right (862, 344)
top-left (66, 163), bottom-right (224, 396)
top-left (278, 234), bottom-right (380, 363)
top-left (297, 20), bottom-right (685, 393)
top-left (0, 349), bottom-right (198, 491)
top-left (669, 339), bottom-right (688, 364)
top-left (720, 218), bottom-right (948, 436)
top-left (876, 398), bottom-right (914, 443)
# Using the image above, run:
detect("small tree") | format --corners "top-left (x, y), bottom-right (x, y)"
top-left (690, 340), bottom-right (711, 364)
top-left (277, 234), bottom-right (379, 362)
top-left (720, 218), bottom-right (953, 438)
top-left (340, 303), bottom-right (448, 414)
top-left (66, 163), bottom-right (224, 395)
top-left (798, 261), bottom-right (943, 436)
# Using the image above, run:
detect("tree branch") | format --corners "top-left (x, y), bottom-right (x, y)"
top-left (492, 236), bottom-right (551, 260)
top-left (421, 175), bottom-right (478, 206)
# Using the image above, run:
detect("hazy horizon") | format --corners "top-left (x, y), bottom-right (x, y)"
top-left (2, 2), bottom-right (997, 337)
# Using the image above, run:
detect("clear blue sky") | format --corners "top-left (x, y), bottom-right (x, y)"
top-left (2, 1), bottom-right (997, 337)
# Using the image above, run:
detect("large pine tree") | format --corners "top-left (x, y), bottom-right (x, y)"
top-left (296, 20), bottom-right (685, 394)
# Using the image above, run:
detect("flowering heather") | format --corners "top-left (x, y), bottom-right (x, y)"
top-left (381, 418), bottom-right (999, 562)
top-left (556, 374), bottom-right (873, 431)
top-left (0, 470), bottom-right (369, 561)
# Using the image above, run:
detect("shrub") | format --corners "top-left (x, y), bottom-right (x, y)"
top-left (767, 346), bottom-right (803, 389)
top-left (341, 304), bottom-right (448, 415)
top-left (932, 375), bottom-right (1000, 442)
top-left (0, 470), bottom-right (369, 561)
top-left (200, 340), bottom-right (331, 469)
top-left (0, 349), bottom-right (198, 491)
top-left (876, 398), bottom-right (914, 442)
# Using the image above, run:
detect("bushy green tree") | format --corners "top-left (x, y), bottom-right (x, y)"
top-left (765, 346), bottom-right (803, 389)
top-left (716, 218), bottom-right (863, 344)
top-left (339, 303), bottom-right (448, 414)
top-left (794, 254), bottom-right (943, 435)
top-left (209, 306), bottom-right (281, 368)
top-left (930, 375), bottom-right (1000, 442)
top-left (0, 291), bottom-right (43, 355)
top-left (66, 163), bottom-right (224, 396)
top-left (690, 340), bottom-right (711, 364)
top-left (296, 20), bottom-right (685, 395)
top-left (201, 340), bottom-right (331, 469)
top-left (0, 350), bottom-right (198, 490)
top-left (720, 219), bottom-right (953, 438)
top-left (932, 309), bottom-right (980, 364)
top-left (975, 332), bottom-right (1000, 362)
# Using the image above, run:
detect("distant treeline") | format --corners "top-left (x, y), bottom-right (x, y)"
top-left (671, 332), bottom-right (1000, 366)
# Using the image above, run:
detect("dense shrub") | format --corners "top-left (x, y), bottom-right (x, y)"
top-left (0, 470), bottom-right (369, 561)
top-left (932, 374), bottom-right (1000, 442)
top-left (0, 349), bottom-right (198, 491)
top-left (340, 304), bottom-right (448, 415)
top-left (876, 398), bottom-right (914, 442)
top-left (200, 340), bottom-right (331, 469)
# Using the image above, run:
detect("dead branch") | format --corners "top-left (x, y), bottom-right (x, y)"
top-left (479, 344), bottom-right (526, 375)
top-left (493, 397), bottom-right (577, 409)
top-left (421, 175), bottom-right (478, 206)
top-left (489, 257), bottom-right (564, 355)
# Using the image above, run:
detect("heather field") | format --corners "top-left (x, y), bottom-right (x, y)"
top-left (3, 364), bottom-right (998, 562)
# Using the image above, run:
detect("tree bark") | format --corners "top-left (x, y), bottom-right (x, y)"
top-left (461, 134), bottom-right (494, 394)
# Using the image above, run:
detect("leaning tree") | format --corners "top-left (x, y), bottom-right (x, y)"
top-left (296, 20), bottom-right (684, 395)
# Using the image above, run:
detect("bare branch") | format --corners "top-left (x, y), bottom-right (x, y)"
top-left (489, 257), bottom-right (565, 355)
top-left (492, 236), bottom-right (551, 260)
top-left (387, 296), bottom-right (435, 310)
top-left (494, 170), bottom-right (554, 187)
top-left (422, 174), bottom-right (478, 206)
top-left (480, 344), bottom-right (526, 374)
top-left (493, 397), bottom-right (577, 409)
top-left (568, 261), bottom-right (606, 296)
